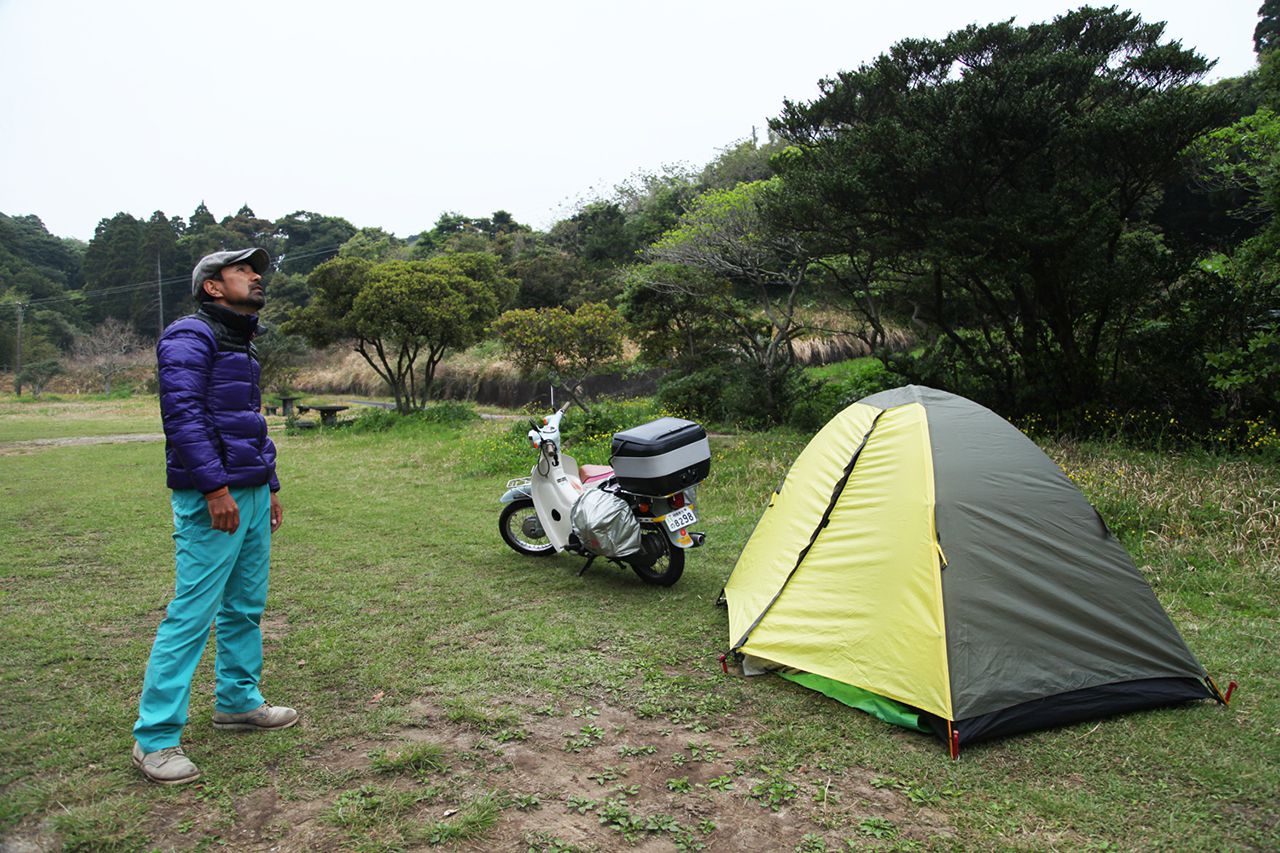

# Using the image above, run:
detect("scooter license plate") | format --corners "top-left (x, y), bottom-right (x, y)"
top-left (664, 506), bottom-right (697, 532)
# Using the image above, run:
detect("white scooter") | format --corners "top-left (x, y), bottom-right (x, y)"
top-left (498, 403), bottom-right (706, 586)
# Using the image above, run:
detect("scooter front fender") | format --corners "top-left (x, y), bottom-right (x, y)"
top-left (500, 483), bottom-right (531, 504)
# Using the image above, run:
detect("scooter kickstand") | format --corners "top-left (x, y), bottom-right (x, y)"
top-left (578, 555), bottom-right (597, 576)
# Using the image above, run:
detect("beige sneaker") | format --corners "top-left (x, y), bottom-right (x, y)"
top-left (212, 702), bottom-right (299, 732)
top-left (132, 742), bottom-right (201, 785)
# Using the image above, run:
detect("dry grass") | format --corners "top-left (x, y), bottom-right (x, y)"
top-left (1046, 439), bottom-right (1280, 629)
top-left (1, 356), bottom-right (156, 397)
top-left (292, 347), bottom-right (527, 397)
top-left (791, 313), bottom-right (916, 366)
top-left (293, 349), bottom-right (387, 395)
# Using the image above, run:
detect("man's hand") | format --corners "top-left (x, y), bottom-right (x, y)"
top-left (204, 487), bottom-right (239, 533)
top-left (270, 492), bottom-right (283, 534)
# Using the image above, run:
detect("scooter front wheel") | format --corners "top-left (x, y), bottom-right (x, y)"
top-left (499, 499), bottom-right (555, 557)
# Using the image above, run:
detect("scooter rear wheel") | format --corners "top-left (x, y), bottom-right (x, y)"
top-left (629, 525), bottom-right (685, 586)
top-left (499, 499), bottom-right (555, 557)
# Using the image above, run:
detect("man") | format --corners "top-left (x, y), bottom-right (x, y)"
top-left (132, 248), bottom-right (296, 785)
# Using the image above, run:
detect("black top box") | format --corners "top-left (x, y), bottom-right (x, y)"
top-left (610, 418), bottom-right (711, 496)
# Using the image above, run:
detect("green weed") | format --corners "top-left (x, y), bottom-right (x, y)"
top-left (563, 723), bottom-right (605, 753)
top-left (566, 795), bottom-right (596, 814)
top-left (413, 791), bottom-right (499, 846)
top-left (51, 795), bottom-right (148, 852)
top-left (524, 831), bottom-right (593, 853)
top-left (856, 816), bottom-right (898, 839)
top-left (370, 742), bottom-right (449, 777)
top-left (751, 773), bottom-right (799, 810)
top-left (327, 785), bottom-right (422, 830)
top-left (512, 793), bottom-right (541, 810)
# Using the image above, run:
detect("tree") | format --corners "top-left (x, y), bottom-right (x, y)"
top-left (490, 302), bottom-right (628, 410)
top-left (769, 7), bottom-right (1232, 416)
top-left (0, 214), bottom-right (85, 371)
top-left (0, 213), bottom-right (83, 292)
top-left (71, 318), bottom-right (146, 394)
top-left (83, 210), bottom-right (188, 335)
top-left (339, 227), bottom-right (407, 262)
top-left (288, 254), bottom-right (512, 412)
top-left (141, 211), bottom-right (189, 334)
top-left (253, 323), bottom-right (308, 395)
top-left (16, 359), bottom-right (62, 397)
top-left (1257, 0), bottom-right (1280, 55)
top-left (82, 212), bottom-right (145, 327)
top-left (1189, 78), bottom-right (1280, 428)
top-left (509, 251), bottom-right (590, 308)
top-left (619, 262), bottom-right (740, 371)
top-left (178, 204), bottom-right (238, 260)
top-left (274, 211), bottom-right (356, 275)
top-left (220, 205), bottom-right (281, 257)
top-left (188, 202), bottom-right (216, 232)
top-left (699, 131), bottom-right (784, 191)
top-left (286, 256), bottom-right (372, 349)
top-left (613, 167), bottom-right (700, 250)
top-left (641, 179), bottom-right (813, 421)
top-left (548, 202), bottom-right (635, 267)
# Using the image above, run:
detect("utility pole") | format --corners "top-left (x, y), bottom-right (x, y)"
top-left (156, 253), bottom-right (164, 337)
top-left (14, 301), bottom-right (24, 395)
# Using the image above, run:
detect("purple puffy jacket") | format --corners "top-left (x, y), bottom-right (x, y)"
top-left (158, 304), bottom-right (279, 494)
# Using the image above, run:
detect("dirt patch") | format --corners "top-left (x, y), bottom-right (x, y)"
top-left (2, 694), bottom-right (950, 852)
top-left (242, 696), bottom-right (951, 851)
top-left (259, 612), bottom-right (290, 644)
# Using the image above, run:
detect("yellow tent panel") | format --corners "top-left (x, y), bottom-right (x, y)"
top-left (726, 403), bottom-right (951, 720)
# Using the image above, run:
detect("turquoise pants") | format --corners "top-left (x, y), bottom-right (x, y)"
top-left (133, 485), bottom-right (272, 752)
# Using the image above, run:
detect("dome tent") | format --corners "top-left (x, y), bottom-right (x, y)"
top-left (723, 386), bottom-right (1226, 755)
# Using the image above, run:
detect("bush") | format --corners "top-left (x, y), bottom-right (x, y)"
top-left (347, 407), bottom-right (402, 433)
top-left (656, 366), bottom-right (730, 424)
top-left (657, 361), bottom-right (797, 429)
top-left (560, 397), bottom-right (667, 462)
top-left (787, 379), bottom-right (854, 433)
top-left (789, 359), bottom-right (900, 431)
top-left (346, 402), bottom-right (480, 434)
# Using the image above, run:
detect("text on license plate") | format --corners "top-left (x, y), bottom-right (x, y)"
top-left (664, 506), bottom-right (697, 532)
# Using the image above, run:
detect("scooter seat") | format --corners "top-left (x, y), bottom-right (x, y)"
top-left (579, 464), bottom-right (615, 485)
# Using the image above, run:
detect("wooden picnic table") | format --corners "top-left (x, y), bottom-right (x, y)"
top-left (278, 394), bottom-right (302, 417)
top-left (298, 404), bottom-right (349, 426)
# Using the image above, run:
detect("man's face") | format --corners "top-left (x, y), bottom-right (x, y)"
top-left (205, 262), bottom-right (265, 313)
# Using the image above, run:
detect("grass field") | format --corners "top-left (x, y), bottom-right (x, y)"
top-left (0, 397), bottom-right (1276, 851)
top-left (0, 396), bottom-right (161, 442)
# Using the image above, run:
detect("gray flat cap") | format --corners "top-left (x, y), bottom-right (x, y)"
top-left (191, 248), bottom-right (271, 297)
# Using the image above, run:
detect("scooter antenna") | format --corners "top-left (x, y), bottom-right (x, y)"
top-left (549, 384), bottom-right (555, 407)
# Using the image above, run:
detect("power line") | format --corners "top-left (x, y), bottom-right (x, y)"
top-left (0, 244), bottom-right (345, 312)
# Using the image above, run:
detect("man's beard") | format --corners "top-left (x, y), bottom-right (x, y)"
top-left (226, 291), bottom-right (266, 311)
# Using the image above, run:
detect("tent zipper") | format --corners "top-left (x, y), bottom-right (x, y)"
top-left (730, 409), bottom-right (886, 652)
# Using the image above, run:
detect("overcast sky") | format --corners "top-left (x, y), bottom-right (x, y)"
top-left (0, 0), bottom-right (1265, 241)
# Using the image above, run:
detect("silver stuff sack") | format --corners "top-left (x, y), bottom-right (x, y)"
top-left (570, 489), bottom-right (642, 558)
